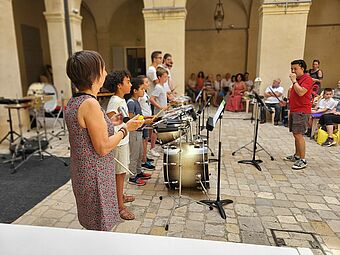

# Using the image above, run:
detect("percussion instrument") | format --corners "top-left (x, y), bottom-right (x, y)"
top-left (27, 83), bottom-right (58, 112)
top-left (163, 142), bottom-right (210, 189)
top-left (173, 95), bottom-right (191, 106)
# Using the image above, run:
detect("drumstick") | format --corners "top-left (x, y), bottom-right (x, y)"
top-left (151, 102), bottom-right (173, 121)
top-left (113, 157), bottom-right (134, 175)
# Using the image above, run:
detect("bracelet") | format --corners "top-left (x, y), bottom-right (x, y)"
top-left (118, 127), bottom-right (128, 139)
top-left (293, 81), bottom-right (298, 85)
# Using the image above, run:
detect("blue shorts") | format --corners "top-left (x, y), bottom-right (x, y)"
top-left (142, 129), bottom-right (149, 139)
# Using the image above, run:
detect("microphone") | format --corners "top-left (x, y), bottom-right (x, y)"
top-left (117, 106), bottom-right (130, 123)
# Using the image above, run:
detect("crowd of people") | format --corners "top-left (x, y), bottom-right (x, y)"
top-left (64, 50), bottom-right (339, 232)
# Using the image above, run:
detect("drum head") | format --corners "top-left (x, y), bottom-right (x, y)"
top-left (27, 83), bottom-right (58, 112)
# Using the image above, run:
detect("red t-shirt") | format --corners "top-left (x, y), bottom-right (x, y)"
top-left (196, 78), bottom-right (204, 90)
top-left (289, 73), bottom-right (314, 113)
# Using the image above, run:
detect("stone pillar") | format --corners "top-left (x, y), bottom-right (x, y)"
top-left (256, 0), bottom-right (311, 93)
top-left (143, 0), bottom-right (187, 95)
top-left (44, 0), bottom-right (82, 99)
top-left (0, 0), bottom-right (27, 139)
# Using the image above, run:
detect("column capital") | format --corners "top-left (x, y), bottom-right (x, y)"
top-left (260, 1), bottom-right (311, 15)
top-left (143, 7), bottom-right (187, 20)
top-left (43, 12), bottom-right (65, 22)
top-left (69, 13), bottom-right (82, 24)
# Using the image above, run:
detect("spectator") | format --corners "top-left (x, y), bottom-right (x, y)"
top-left (319, 101), bottom-right (340, 146)
top-left (225, 73), bottom-right (247, 112)
top-left (204, 74), bottom-right (218, 106)
top-left (333, 80), bottom-right (340, 102)
top-left (309, 59), bottom-right (323, 94)
top-left (196, 71), bottom-right (205, 93)
top-left (186, 72), bottom-right (197, 101)
top-left (244, 72), bottom-right (253, 92)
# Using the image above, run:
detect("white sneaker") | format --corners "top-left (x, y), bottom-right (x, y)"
top-left (149, 148), bottom-right (160, 157)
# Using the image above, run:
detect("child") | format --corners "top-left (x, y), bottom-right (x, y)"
top-left (150, 67), bottom-right (169, 117)
top-left (312, 88), bottom-right (337, 116)
top-left (126, 77), bottom-right (152, 185)
top-left (137, 75), bottom-right (155, 170)
top-left (104, 70), bottom-right (136, 220)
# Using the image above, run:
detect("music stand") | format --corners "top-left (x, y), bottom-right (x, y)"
top-left (232, 92), bottom-right (274, 171)
top-left (200, 100), bottom-right (233, 219)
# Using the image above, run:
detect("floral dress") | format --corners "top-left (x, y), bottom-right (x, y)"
top-left (65, 94), bottom-right (120, 231)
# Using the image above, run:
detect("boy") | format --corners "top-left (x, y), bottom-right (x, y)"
top-left (137, 75), bottom-right (155, 170)
top-left (104, 70), bottom-right (136, 220)
top-left (312, 88), bottom-right (337, 115)
top-left (126, 77), bottom-right (152, 185)
top-left (150, 67), bottom-right (169, 117)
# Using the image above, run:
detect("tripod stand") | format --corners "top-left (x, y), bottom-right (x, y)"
top-left (200, 101), bottom-right (233, 219)
top-left (232, 93), bottom-right (274, 171)
top-left (0, 106), bottom-right (21, 144)
top-left (50, 90), bottom-right (68, 140)
top-left (10, 96), bottom-right (68, 174)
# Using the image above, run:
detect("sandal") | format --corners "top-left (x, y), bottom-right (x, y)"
top-left (119, 207), bottom-right (135, 220)
top-left (123, 194), bottom-right (135, 203)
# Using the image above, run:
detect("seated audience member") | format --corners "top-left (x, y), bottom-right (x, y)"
top-left (244, 72), bottom-right (253, 92)
top-left (221, 72), bottom-right (232, 96)
top-left (226, 73), bottom-right (247, 112)
top-left (196, 71), bottom-right (205, 94)
top-left (204, 74), bottom-right (218, 106)
top-left (186, 72), bottom-right (197, 101)
top-left (319, 101), bottom-right (340, 147)
top-left (306, 88), bottom-right (338, 136)
top-left (333, 80), bottom-right (340, 102)
top-left (260, 79), bottom-right (284, 125)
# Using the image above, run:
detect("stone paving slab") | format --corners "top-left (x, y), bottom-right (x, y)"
top-left (2, 112), bottom-right (340, 255)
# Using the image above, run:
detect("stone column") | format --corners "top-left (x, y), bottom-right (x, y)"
top-left (0, 0), bottom-right (27, 139)
top-left (143, 0), bottom-right (187, 95)
top-left (44, 0), bottom-right (82, 99)
top-left (256, 0), bottom-right (311, 93)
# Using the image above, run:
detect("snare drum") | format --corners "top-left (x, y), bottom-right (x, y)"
top-left (163, 142), bottom-right (210, 189)
top-left (27, 83), bottom-right (58, 112)
top-left (173, 96), bottom-right (191, 107)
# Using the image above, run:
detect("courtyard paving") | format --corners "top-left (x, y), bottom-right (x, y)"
top-left (2, 111), bottom-right (340, 255)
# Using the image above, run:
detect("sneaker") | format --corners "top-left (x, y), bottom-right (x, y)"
top-left (322, 137), bottom-right (336, 147)
top-left (149, 148), bottom-right (160, 157)
top-left (305, 128), bottom-right (311, 137)
top-left (136, 172), bottom-right (152, 180)
top-left (274, 121), bottom-right (279, 126)
top-left (284, 154), bottom-right (300, 162)
top-left (142, 161), bottom-right (155, 170)
top-left (146, 157), bottom-right (154, 162)
top-left (128, 177), bottom-right (146, 186)
top-left (292, 159), bottom-right (307, 170)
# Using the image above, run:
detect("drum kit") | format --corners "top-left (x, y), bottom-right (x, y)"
top-left (0, 83), bottom-right (68, 173)
top-left (152, 96), bottom-right (210, 191)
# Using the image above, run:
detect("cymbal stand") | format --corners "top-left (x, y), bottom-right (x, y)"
top-left (11, 98), bottom-right (68, 174)
top-left (50, 90), bottom-right (67, 140)
top-left (0, 107), bottom-right (20, 144)
top-left (160, 115), bottom-right (210, 231)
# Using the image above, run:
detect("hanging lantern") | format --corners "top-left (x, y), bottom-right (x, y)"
top-left (214, 0), bottom-right (224, 33)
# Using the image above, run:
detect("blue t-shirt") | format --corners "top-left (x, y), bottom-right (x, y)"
top-left (127, 98), bottom-right (142, 115)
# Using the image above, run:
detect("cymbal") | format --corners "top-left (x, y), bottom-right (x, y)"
top-left (25, 95), bottom-right (53, 102)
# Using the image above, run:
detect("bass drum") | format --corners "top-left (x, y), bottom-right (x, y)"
top-left (27, 83), bottom-right (58, 113)
top-left (163, 142), bottom-right (210, 189)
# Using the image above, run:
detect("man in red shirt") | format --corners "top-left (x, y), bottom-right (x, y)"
top-left (285, 59), bottom-right (313, 170)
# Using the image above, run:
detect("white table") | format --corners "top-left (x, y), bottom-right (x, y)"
top-left (0, 223), bottom-right (313, 255)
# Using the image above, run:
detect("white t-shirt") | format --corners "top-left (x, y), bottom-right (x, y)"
top-left (221, 78), bottom-right (232, 89)
top-left (163, 66), bottom-right (172, 93)
top-left (264, 86), bottom-right (284, 104)
top-left (317, 97), bottom-right (338, 111)
top-left (138, 92), bottom-right (152, 117)
top-left (106, 95), bottom-right (129, 146)
top-left (146, 65), bottom-right (157, 94)
top-left (151, 84), bottom-right (167, 116)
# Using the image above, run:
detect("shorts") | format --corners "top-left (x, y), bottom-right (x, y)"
top-left (289, 112), bottom-right (310, 134)
top-left (142, 128), bottom-right (149, 139)
top-left (114, 143), bottom-right (129, 174)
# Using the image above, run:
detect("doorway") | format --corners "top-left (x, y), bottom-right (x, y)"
top-left (126, 48), bottom-right (146, 77)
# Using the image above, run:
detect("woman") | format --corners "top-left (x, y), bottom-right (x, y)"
top-left (196, 71), bottom-right (205, 92)
top-left (226, 73), bottom-right (247, 112)
top-left (65, 50), bottom-right (143, 231)
top-left (309, 59), bottom-right (323, 94)
top-left (186, 72), bottom-right (197, 101)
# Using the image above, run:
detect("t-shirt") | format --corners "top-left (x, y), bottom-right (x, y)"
top-left (106, 95), bottom-right (129, 145)
top-left (264, 86), bottom-right (284, 104)
top-left (163, 65), bottom-right (172, 93)
top-left (289, 74), bottom-right (314, 113)
top-left (336, 101), bottom-right (340, 112)
top-left (138, 92), bottom-right (152, 117)
top-left (151, 84), bottom-right (167, 116)
top-left (221, 78), bottom-right (232, 89)
top-left (127, 98), bottom-right (143, 132)
top-left (146, 65), bottom-right (157, 94)
top-left (317, 98), bottom-right (338, 112)
top-left (214, 80), bottom-right (222, 91)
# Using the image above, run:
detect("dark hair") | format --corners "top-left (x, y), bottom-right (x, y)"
top-left (291, 59), bottom-right (307, 73)
top-left (103, 70), bottom-right (131, 93)
top-left (197, 71), bottom-right (205, 79)
top-left (313, 59), bottom-right (320, 64)
top-left (125, 77), bottom-right (143, 100)
top-left (163, 53), bottom-right (172, 63)
top-left (66, 50), bottom-right (105, 91)
top-left (323, 88), bottom-right (333, 93)
top-left (137, 75), bottom-right (147, 81)
top-left (151, 51), bottom-right (162, 62)
top-left (236, 73), bottom-right (245, 82)
top-left (231, 75), bottom-right (236, 82)
top-left (244, 72), bottom-right (249, 75)
top-left (156, 67), bottom-right (168, 78)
